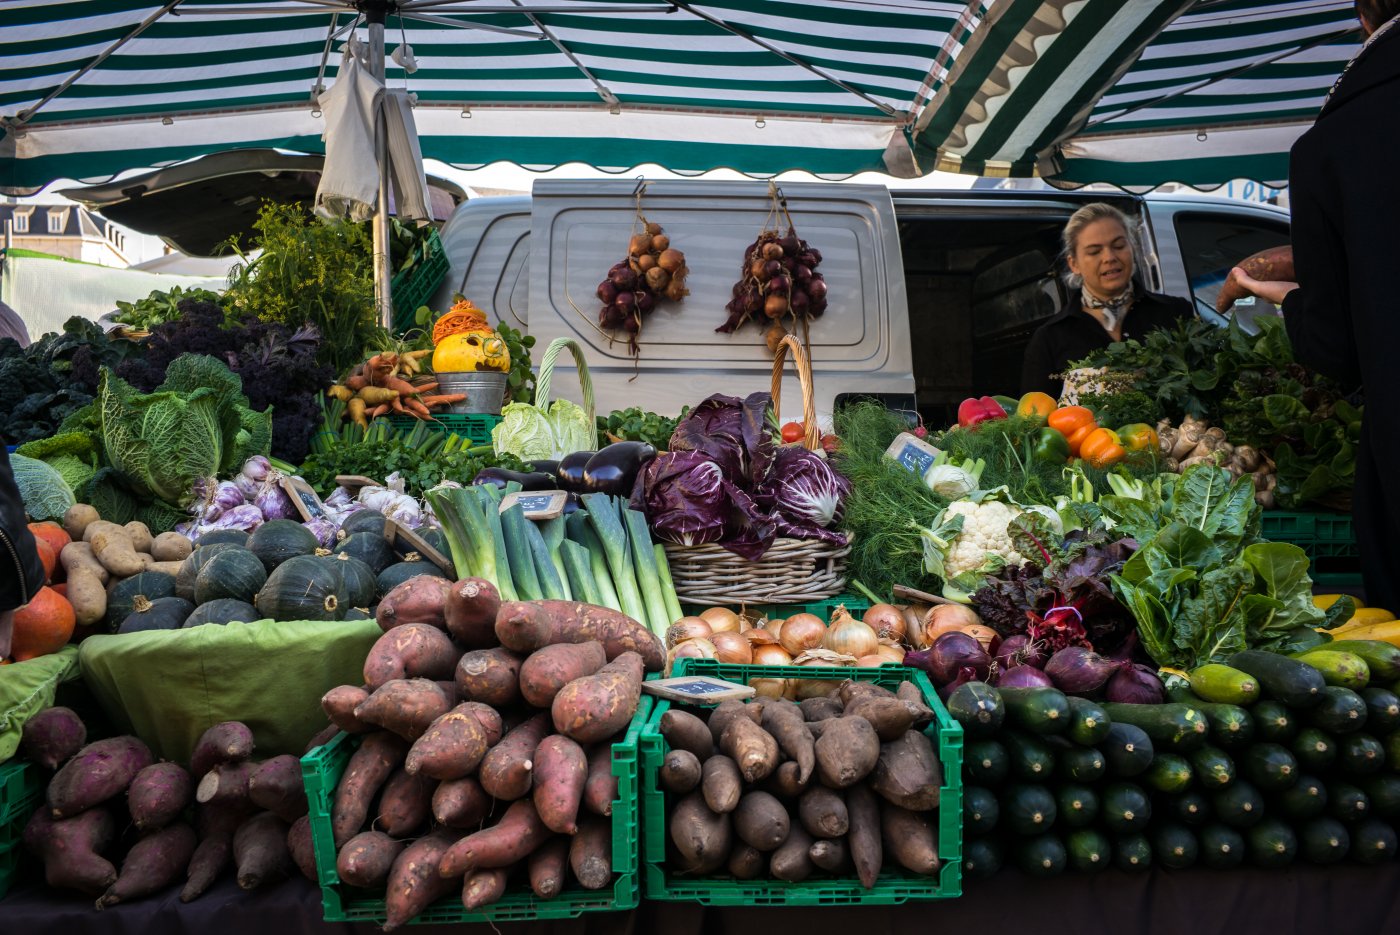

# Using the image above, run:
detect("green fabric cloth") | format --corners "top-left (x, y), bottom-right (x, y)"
top-left (0, 646), bottom-right (81, 763)
top-left (78, 618), bottom-right (379, 764)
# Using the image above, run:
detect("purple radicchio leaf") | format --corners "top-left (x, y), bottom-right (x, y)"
top-left (754, 446), bottom-right (851, 529)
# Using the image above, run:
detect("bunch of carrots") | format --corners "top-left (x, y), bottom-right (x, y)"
top-left (327, 351), bottom-right (466, 428)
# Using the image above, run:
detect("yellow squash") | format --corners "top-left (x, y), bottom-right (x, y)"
top-left (1331, 618), bottom-right (1400, 648)
top-left (432, 331), bottom-right (511, 373)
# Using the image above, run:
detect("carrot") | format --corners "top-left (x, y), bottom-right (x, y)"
top-left (358, 387), bottom-right (399, 405)
top-left (345, 375), bottom-right (369, 392)
top-left (327, 385), bottom-right (353, 402)
top-left (380, 375), bottom-right (425, 397)
top-left (403, 398), bottom-right (432, 419)
top-left (348, 398), bottom-right (368, 429)
top-left (391, 397), bottom-right (407, 414)
top-left (420, 394), bottom-right (467, 407)
top-left (368, 403), bottom-right (392, 419)
top-left (409, 381), bottom-right (440, 396)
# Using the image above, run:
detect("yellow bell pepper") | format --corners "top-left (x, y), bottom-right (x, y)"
top-left (1117, 423), bottom-right (1160, 453)
top-left (1016, 392), bottom-right (1057, 421)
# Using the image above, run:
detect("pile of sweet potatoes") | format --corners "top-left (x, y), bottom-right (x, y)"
top-left (316, 578), bottom-right (663, 928)
top-left (659, 680), bottom-right (946, 887)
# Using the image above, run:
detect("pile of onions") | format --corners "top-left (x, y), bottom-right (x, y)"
top-left (822, 607), bottom-right (879, 660)
top-left (862, 603), bottom-right (906, 643)
top-left (596, 220), bottom-right (688, 355)
top-left (719, 225), bottom-right (827, 350)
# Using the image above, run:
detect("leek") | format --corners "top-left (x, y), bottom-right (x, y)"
top-left (539, 516), bottom-right (572, 601)
top-left (561, 540), bottom-right (603, 606)
top-left (525, 519), bottom-right (568, 600)
top-left (427, 486), bottom-right (492, 583)
top-left (654, 542), bottom-right (684, 627)
top-left (501, 504), bottom-right (542, 601)
top-left (583, 494), bottom-right (645, 622)
top-left (567, 513), bottom-right (622, 611)
top-left (624, 508), bottom-right (670, 635)
top-left (482, 494), bottom-right (517, 602)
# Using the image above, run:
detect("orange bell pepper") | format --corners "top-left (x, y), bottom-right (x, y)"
top-left (1066, 423), bottom-right (1096, 458)
top-left (1118, 423), bottom-right (1160, 453)
top-left (1047, 406), bottom-right (1096, 438)
top-left (1081, 427), bottom-right (1127, 468)
top-left (1016, 392), bottom-right (1057, 421)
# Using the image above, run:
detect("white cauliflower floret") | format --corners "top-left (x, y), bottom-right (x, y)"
top-left (942, 499), bottom-right (1024, 578)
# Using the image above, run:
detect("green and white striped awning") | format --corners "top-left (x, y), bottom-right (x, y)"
top-left (0, 0), bottom-right (971, 193)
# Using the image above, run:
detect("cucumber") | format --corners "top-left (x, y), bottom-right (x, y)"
top-left (1102, 782), bottom-right (1152, 833)
top-left (1142, 753), bottom-right (1194, 794)
top-left (1300, 817), bottom-right (1350, 865)
top-left (1326, 781), bottom-right (1371, 823)
top-left (1056, 784), bottom-right (1099, 830)
top-left (1229, 650), bottom-right (1327, 708)
top-left (997, 686), bottom-right (1071, 735)
top-left (946, 681), bottom-right (1005, 738)
top-left (1291, 727), bottom-right (1338, 773)
top-left (1004, 783), bottom-right (1058, 835)
top-left (1098, 722), bottom-right (1155, 777)
top-left (1102, 702), bottom-right (1208, 751)
top-left (1362, 687), bottom-right (1400, 734)
top-left (1065, 696), bottom-right (1111, 746)
top-left (1292, 649), bottom-right (1371, 691)
top-left (1252, 701), bottom-right (1297, 743)
top-left (1056, 745), bottom-right (1106, 783)
top-left (1338, 733), bottom-right (1385, 777)
top-left (1003, 732), bottom-right (1055, 782)
top-left (1065, 828), bottom-right (1112, 873)
top-left (1152, 822), bottom-right (1199, 870)
top-left (1275, 775), bottom-right (1328, 821)
top-left (1198, 823), bottom-right (1245, 869)
top-left (1190, 745), bottom-right (1236, 791)
top-left (1014, 834), bottom-right (1067, 877)
top-left (1247, 817), bottom-right (1298, 869)
top-left (1322, 639), bottom-right (1400, 680)
top-left (1212, 780), bottom-right (1265, 829)
top-left (1113, 833), bottom-right (1152, 871)
top-left (962, 785), bottom-right (999, 836)
top-left (1166, 686), bottom-right (1256, 750)
top-left (1243, 743), bottom-right (1300, 792)
top-left (965, 738), bottom-right (1009, 786)
top-left (1350, 819), bottom-right (1398, 864)
top-left (962, 836), bottom-right (1004, 880)
top-left (1304, 685), bottom-right (1369, 735)
top-left (1361, 775), bottom-right (1400, 820)
top-left (1189, 663), bottom-right (1261, 705)
top-left (1172, 790), bottom-right (1210, 826)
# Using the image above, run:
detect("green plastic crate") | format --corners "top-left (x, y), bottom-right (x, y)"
top-left (1262, 509), bottom-right (1358, 560)
top-left (0, 759), bottom-right (44, 898)
top-left (389, 413), bottom-right (502, 447)
top-left (641, 659), bottom-right (963, 905)
top-left (391, 229), bottom-right (450, 335)
top-left (299, 695), bottom-right (650, 925)
top-left (680, 595), bottom-right (872, 623)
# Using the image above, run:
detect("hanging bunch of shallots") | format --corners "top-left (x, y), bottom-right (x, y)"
top-left (719, 221), bottom-right (827, 353)
top-left (596, 216), bottom-right (689, 357)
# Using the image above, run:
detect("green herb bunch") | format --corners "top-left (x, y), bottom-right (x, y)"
top-left (597, 407), bottom-right (685, 450)
top-left (298, 438), bottom-right (526, 499)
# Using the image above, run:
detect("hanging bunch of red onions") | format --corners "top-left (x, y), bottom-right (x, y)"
top-left (596, 220), bottom-right (689, 356)
top-left (718, 226), bottom-right (827, 351)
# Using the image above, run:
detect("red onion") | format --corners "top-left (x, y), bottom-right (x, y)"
top-left (778, 233), bottom-right (800, 255)
top-left (742, 290), bottom-right (763, 314)
top-left (623, 315), bottom-right (641, 334)
top-left (634, 291), bottom-right (655, 313)
top-left (616, 291), bottom-right (636, 311)
top-left (609, 266), bottom-right (637, 289)
top-left (789, 290), bottom-right (810, 314)
top-left (809, 297), bottom-right (827, 317)
top-left (994, 634), bottom-right (1048, 670)
top-left (937, 666), bottom-right (980, 701)
top-left (1044, 646), bottom-right (1123, 695)
top-left (769, 274), bottom-right (792, 294)
top-left (763, 260), bottom-right (783, 280)
top-left (993, 665), bottom-right (1054, 689)
top-left (904, 632), bottom-right (990, 686)
top-left (794, 264), bottom-right (813, 284)
top-left (599, 304), bottom-right (627, 329)
top-left (1106, 664), bottom-right (1165, 704)
top-left (597, 281), bottom-right (617, 303)
top-left (807, 278), bottom-right (828, 301)
top-left (779, 256), bottom-right (796, 271)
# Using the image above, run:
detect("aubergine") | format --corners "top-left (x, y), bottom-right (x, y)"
top-left (471, 468), bottom-right (556, 491)
top-left (557, 451), bottom-right (595, 494)
top-left (528, 460), bottom-right (561, 478)
top-left (583, 441), bottom-right (657, 496)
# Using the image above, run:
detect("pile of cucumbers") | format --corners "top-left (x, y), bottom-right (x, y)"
top-left (948, 641), bottom-right (1400, 878)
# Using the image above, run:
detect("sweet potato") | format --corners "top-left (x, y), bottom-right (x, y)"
top-left (809, 837), bottom-right (849, 873)
top-left (24, 807), bottom-right (117, 895)
top-left (21, 706), bottom-right (87, 770)
top-left (182, 833), bottom-right (233, 902)
top-left (376, 575), bottom-right (452, 632)
top-left (332, 731), bottom-right (409, 847)
top-left (719, 716), bottom-right (779, 784)
top-left (191, 721), bottom-right (255, 778)
top-left (814, 716), bottom-right (880, 789)
top-left (460, 701), bottom-right (503, 746)
top-left (439, 798), bottom-right (551, 878)
top-left (479, 712), bottom-right (551, 801)
top-left (354, 679), bottom-right (452, 741)
top-left (96, 822), bottom-right (197, 909)
top-left (532, 735), bottom-right (588, 834)
top-left (337, 830), bottom-right (406, 888)
top-left (128, 762), bottom-right (193, 831)
top-left (48, 735), bottom-right (154, 818)
top-left (669, 792), bottom-right (731, 875)
top-left (520, 641), bottom-right (608, 708)
top-left (733, 791), bottom-right (790, 852)
top-left (378, 768), bottom-right (435, 838)
top-left (799, 786), bottom-right (848, 839)
top-left (288, 814), bottom-right (318, 883)
top-left (660, 749), bottom-right (702, 794)
top-left (767, 761), bottom-right (808, 799)
top-left (460, 868), bottom-right (508, 910)
top-left (569, 816), bottom-right (612, 890)
top-left (248, 755), bottom-right (308, 822)
top-left (761, 699), bottom-right (814, 783)
top-left (846, 783), bottom-right (882, 889)
top-left (843, 695), bottom-right (916, 742)
top-left (882, 802), bottom-right (939, 875)
top-left (365, 623), bottom-right (460, 690)
top-left (1217, 244), bottom-right (1295, 313)
top-left (701, 755), bottom-right (742, 814)
top-left (433, 777), bottom-right (492, 829)
top-left (529, 836), bottom-right (571, 898)
top-left (494, 600), bottom-right (665, 671)
top-left (384, 830), bottom-right (461, 931)
top-left (707, 700), bottom-right (761, 745)
top-left (234, 811), bottom-right (292, 890)
top-left (405, 704), bottom-right (491, 781)
top-left (552, 651), bottom-right (644, 744)
top-left (800, 697), bottom-right (843, 722)
top-left (728, 843), bottom-right (765, 879)
top-left (436, 680), bottom-right (461, 706)
top-left (322, 686), bottom-right (373, 735)
top-left (583, 743), bottom-right (618, 817)
top-left (195, 760), bottom-right (258, 807)
top-left (305, 722), bottom-right (340, 754)
top-left (895, 682), bottom-right (936, 723)
top-left (770, 824), bottom-right (814, 882)
top-left (870, 728), bottom-right (941, 811)
top-left (444, 577), bottom-right (501, 649)
top-left (658, 708), bottom-right (714, 761)
top-left (455, 648), bottom-right (525, 708)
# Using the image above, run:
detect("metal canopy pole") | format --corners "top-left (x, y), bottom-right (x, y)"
top-left (364, 0), bottom-right (395, 330)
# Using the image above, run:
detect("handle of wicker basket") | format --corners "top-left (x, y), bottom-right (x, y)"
top-left (770, 334), bottom-right (820, 451)
top-left (534, 337), bottom-right (597, 424)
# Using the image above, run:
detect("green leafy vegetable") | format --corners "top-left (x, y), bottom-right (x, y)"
top-left (10, 454), bottom-right (75, 522)
top-left (113, 286), bottom-right (222, 331)
top-left (493, 398), bottom-right (595, 462)
top-left (598, 407), bottom-right (685, 450)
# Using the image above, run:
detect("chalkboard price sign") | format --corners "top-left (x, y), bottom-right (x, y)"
top-left (500, 490), bottom-right (568, 520)
top-left (643, 676), bottom-right (757, 704)
top-left (280, 475), bottom-right (328, 522)
top-left (884, 432), bottom-right (941, 478)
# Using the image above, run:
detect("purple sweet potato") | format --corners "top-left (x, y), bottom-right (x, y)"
top-left (332, 731), bottom-right (409, 847)
top-left (669, 792), bottom-right (731, 875)
top-left (195, 760), bottom-right (258, 808)
top-left (128, 762), bottom-right (193, 831)
top-left (288, 814), bottom-right (318, 883)
top-left (658, 708), bottom-right (715, 761)
top-left (444, 578), bottom-right (501, 649)
top-left (190, 721), bottom-right (255, 779)
top-left (234, 811), bottom-right (292, 890)
top-left (364, 622), bottom-right (460, 690)
top-left (438, 798), bottom-right (551, 878)
top-left (377, 576), bottom-right (452, 632)
top-left (180, 802), bottom-right (254, 902)
top-left (455, 648), bottom-right (525, 708)
top-left (377, 768), bottom-right (434, 838)
top-left (495, 600), bottom-right (665, 670)
top-left (533, 735), bottom-right (588, 834)
top-left (305, 722), bottom-right (341, 754)
top-left (519, 641), bottom-right (608, 708)
top-left (354, 678), bottom-right (452, 742)
top-left (24, 807), bottom-right (118, 895)
top-left (248, 755), bottom-right (309, 822)
top-left (48, 736), bottom-right (154, 818)
top-left (569, 816), bottom-right (612, 890)
top-left (337, 830), bottom-right (406, 889)
top-left (551, 651), bottom-right (644, 744)
top-left (582, 743), bottom-right (618, 817)
top-left (322, 685), bottom-right (373, 735)
top-left (21, 705), bottom-right (87, 770)
top-left (529, 836), bottom-right (570, 899)
top-left (405, 705), bottom-right (490, 781)
top-left (384, 830), bottom-right (461, 931)
top-left (478, 712), bottom-right (551, 802)
top-left (96, 822), bottom-right (198, 909)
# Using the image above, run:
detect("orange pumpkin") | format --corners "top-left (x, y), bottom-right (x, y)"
top-left (27, 521), bottom-right (71, 558)
top-left (32, 538), bottom-right (57, 584)
top-left (10, 586), bottom-right (76, 662)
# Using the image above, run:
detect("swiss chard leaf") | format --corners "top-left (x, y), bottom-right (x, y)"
top-left (1241, 542), bottom-right (1325, 634)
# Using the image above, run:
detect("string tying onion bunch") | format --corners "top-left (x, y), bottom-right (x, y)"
top-left (596, 220), bottom-right (689, 357)
top-left (718, 226), bottom-right (828, 353)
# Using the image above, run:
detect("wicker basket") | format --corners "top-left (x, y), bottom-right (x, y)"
top-left (662, 335), bottom-right (849, 606)
top-left (534, 336), bottom-right (597, 425)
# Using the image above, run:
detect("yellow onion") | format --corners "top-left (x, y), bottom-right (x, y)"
top-left (862, 603), bottom-right (906, 643)
top-left (710, 631), bottom-right (753, 665)
top-left (699, 607), bottom-right (742, 635)
top-left (959, 624), bottom-right (1001, 653)
top-left (779, 613), bottom-right (826, 656)
top-left (791, 649), bottom-right (854, 700)
top-left (742, 627), bottom-right (779, 646)
top-left (903, 605), bottom-right (930, 648)
top-left (628, 233), bottom-right (652, 256)
top-left (822, 614), bottom-right (879, 660)
top-left (665, 616), bottom-right (713, 649)
top-left (764, 617), bottom-right (785, 642)
top-left (637, 253), bottom-right (657, 271)
top-left (875, 641), bottom-right (906, 664)
top-left (752, 644), bottom-right (793, 667)
top-left (923, 603), bottom-right (982, 647)
top-left (664, 637), bottom-right (716, 677)
top-left (751, 677), bottom-right (789, 699)
top-left (855, 654), bottom-right (891, 667)
top-left (651, 233), bottom-right (671, 252)
top-left (658, 248), bottom-right (686, 272)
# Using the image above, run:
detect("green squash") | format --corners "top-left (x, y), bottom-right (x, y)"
top-left (194, 548), bottom-right (268, 605)
top-left (248, 519), bottom-right (320, 573)
top-left (184, 599), bottom-right (261, 628)
top-left (255, 554), bottom-right (350, 621)
top-left (327, 553), bottom-right (377, 609)
top-left (119, 596), bottom-right (196, 634)
top-left (176, 543), bottom-right (238, 602)
top-left (418, 527), bottom-right (450, 557)
top-left (196, 529), bottom-right (250, 548)
top-left (339, 509), bottom-right (387, 538)
top-left (376, 559), bottom-right (449, 598)
top-left (106, 571), bottom-right (177, 632)
top-left (334, 531), bottom-right (396, 574)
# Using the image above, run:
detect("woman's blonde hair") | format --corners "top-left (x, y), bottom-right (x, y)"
top-left (1060, 202), bottom-right (1143, 290)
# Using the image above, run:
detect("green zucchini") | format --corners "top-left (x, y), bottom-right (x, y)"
top-left (1014, 834), bottom-right (1067, 877)
top-left (1198, 823), bottom-right (1245, 869)
top-left (1247, 817), bottom-right (1298, 869)
top-left (1274, 775), bottom-right (1328, 821)
top-left (1337, 733), bottom-right (1385, 777)
top-left (1098, 722), bottom-right (1154, 777)
top-left (962, 836), bottom-right (1004, 880)
top-left (1323, 639), bottom-right (1400, 680)
top-left (1292, 649), bottom-right (1371, 691)
top-left (964, 739), bottom-right (1009, 786)
top-left (1055, 784), bottom-right (1099, 830)
top-left (1229, 650), bottom-right (1327, 708)
top-left (1102, 702), bottom-right (1208, 751)
top-left (1152, 823), bottom-right (1199, 870)
top-left (1350, 819), bottom-right (1398, 864)
top-left (1325, 781), bottom-right (1371, 823)
top-left (1102, 782), bottom-right (1151, 834)
top-left (946, 682), bottom-right (1005, 738)
top-left (1189, 663), bottom-right (1260, 706)
top-left (1183, 698), bottom-right (1255, 751)
top-left (997, 686), bottom-right (1071, 735)
top-left (1189, 745), bottom-right (1236, 791)
top-left (1361, 687), bottom-right (1400, 734)
top-left (1055, 745), bottom-right (1106, 783)
top-left (1304, 685), bottom-right (1369, 735)
top-left (1172, 790), bottom-right (1210, 826)
top-left (1243, 743), bottom-right (1300, 792)
top-left (1361, 775), bottom-right (1400, 820)
top-left (1112, 833), bottom-right (1152, 871)
top-left (1064, 696), bottom-right (1110, 746)
top-left (1252, 701), bottom-right (1297, 743)
top-left (962, 785), bottom-right (999, 836)
top-left (1142, 753), bottom-right (1194, 795)
top-left (1211, 780), bottom-right (1265, 829)
top-left (1300, 817), bottom-right (1350, 865)
top-left (1003, 784), bottom-right (1058, 835)
top-left (1291, 727), bottom-right (1338, 773)
top-left (1002, 732), bottom-right (1055, 782)
top-left (1065, 828), bottom-right (1111, 873)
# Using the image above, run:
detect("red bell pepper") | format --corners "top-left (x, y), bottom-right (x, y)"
top-left (957, 396), bottom-right (1008, 428)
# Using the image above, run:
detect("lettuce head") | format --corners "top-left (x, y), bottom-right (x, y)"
top-left (492, 397), bottom-right (595, 462)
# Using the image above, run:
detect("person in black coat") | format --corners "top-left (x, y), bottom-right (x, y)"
top-left (1, 443), bottom-right (47, 660)
top-left (1021, 202), bottom-right (1193, 399)
top-left (1226, 0), bottom-right (1400, 608)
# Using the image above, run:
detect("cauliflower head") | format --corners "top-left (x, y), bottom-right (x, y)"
top-left (921, 491), bottom-right (1026, 602)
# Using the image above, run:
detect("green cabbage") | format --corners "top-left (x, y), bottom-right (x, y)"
top-left (492, 398), bottom-right (596, 462)
top-left (80, 468), bottom-right (138, 525)
top-left (10, 453), bottom-right (75, 522)
top-left (547, 399), bottom-right (595, 460)
top-left (15, 432), bottom-right (99, 495)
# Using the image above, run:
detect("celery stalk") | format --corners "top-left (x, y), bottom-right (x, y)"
top-left (654, 542), bottom-right (684, 627)
top-left (624, 508), bottom-right (670, 635)
top-left (584, 494), bottom-right (644, 622)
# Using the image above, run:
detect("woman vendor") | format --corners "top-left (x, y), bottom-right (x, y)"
top-left (1021, 203), bottom-right (1193, 399)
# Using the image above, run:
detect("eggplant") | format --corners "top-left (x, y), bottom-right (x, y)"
top-left (471, 468), bottom-right (557, 491)
top-left (528, 460), bottom-right (561, 478)
top-left (563, 493), bottom-right (582, 515)
top-left (557, 451), bottom-right (595, 494)
top-left (582, 441), bottom-right (657, 496)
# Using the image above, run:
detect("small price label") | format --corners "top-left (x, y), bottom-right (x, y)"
top-left (280, 475), bottom-right (327, 522)
top-left (643, 676), bottom-right (757, 704)
top-left (500, 490), bottom-right (568, 520)
top-left (885, 432), bottom-right (941, 477)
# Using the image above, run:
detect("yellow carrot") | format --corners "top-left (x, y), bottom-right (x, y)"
top-left (347, 397), bottom-right (368, 429)
top-left (357, 386), bottom-right (399, 405)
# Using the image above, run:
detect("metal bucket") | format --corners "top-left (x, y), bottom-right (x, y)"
top-left (434, 371), bottom-right (509, 416)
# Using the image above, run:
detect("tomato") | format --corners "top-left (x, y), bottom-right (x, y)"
top-left (781, 421), bottom-right (806, 444)
top-left (821, 434), bottom-right (841, 453)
